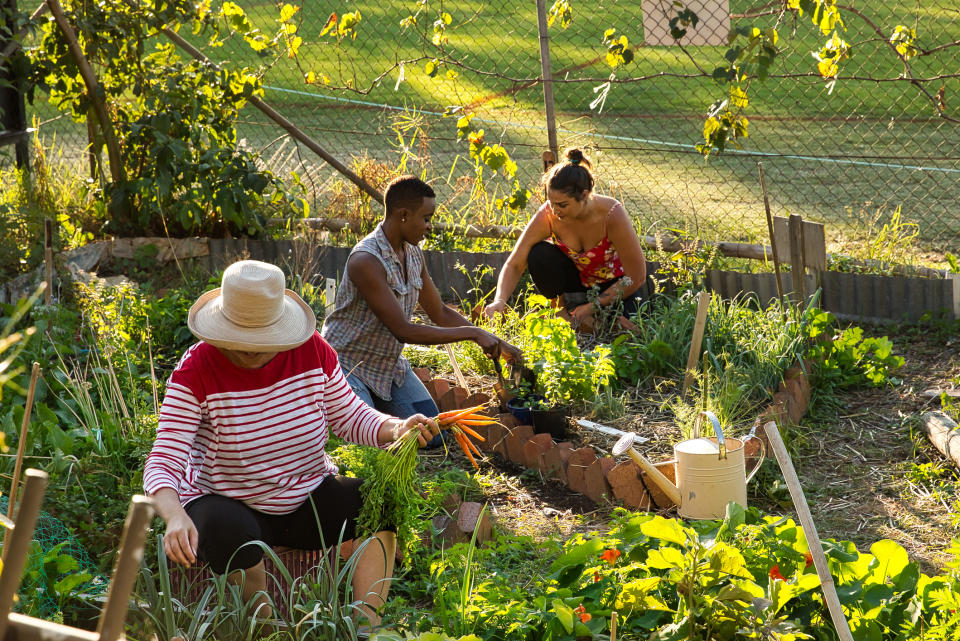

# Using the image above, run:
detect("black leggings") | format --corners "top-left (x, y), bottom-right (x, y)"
top-left (527, 241), bottom-right (645, 316)
top-left (185, 475), bottom-right (366, 574)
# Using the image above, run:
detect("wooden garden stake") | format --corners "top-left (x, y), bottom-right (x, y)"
top-left (788, 214), bottom-right (808, 305)
top-left (0, 470), bottom-right (49, 637)
top-left (758, 163), bottom-right (786, 317)
top-left (763, 421), bottom-right (854, 641)
top-left (7, 362), bottom-right (41, 520)
top-left (96, 495), bottom-right (155, 641)
top-left (682, 291), bottom-right (711, 398)
top-left (609, 610), bottom-right (618, 641)
top-left (44, 220), bottom-right (53, 305)
top-left (445, 343), bottom-right (469, 391)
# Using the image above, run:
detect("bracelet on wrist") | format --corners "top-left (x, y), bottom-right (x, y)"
top-left (391, 420), bottom-right (401, 441)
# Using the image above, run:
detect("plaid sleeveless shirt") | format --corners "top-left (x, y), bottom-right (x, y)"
top-left (321, 224), bottom-right (424, 400)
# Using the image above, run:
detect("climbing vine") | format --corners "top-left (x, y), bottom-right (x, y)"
top-left (26, 0), bottom-right (308, 237)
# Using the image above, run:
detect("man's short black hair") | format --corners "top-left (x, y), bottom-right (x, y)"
top-left (384, 175), bottom-right (435, 217)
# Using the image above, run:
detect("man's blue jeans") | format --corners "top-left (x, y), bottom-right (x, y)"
top-left (345, 362), bottom-right (439, 419)
top-left (346, 363), bottom-right (444, 447)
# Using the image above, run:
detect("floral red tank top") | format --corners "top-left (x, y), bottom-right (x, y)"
top-left (548, 201), bottom-right (625, 287)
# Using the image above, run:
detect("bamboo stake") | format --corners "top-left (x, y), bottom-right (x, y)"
top-left (44, 220), bottom-right (53, 305)
top-left (445, 344), bottom-right (469, 391)
top-left (758, 163), bottom-right (786, 315)
top-left (96, 495), bottom-right (155, 641)
top-left (681, 291), bottom-right (711, 398)
top-left (0, 470), bottom-right (49, 640)
top-left (610, 610), bottom-right (618, 641)
top-left (7, 362), bottom-right (41, 520)
top-left (146, 320), bottom-right (160, 416)
top-left (763, 421), bottom-right (854, 641)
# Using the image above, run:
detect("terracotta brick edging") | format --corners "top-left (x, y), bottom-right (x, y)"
top-left (414, 359), bottom-right (814, 512)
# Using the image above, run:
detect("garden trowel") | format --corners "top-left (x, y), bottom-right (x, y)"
top-left (492, 345), bottom-right (537, 404)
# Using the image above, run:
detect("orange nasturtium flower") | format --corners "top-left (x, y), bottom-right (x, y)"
top-left (769, 564), bottom-right (786, 581)
top-left (804, 551), bottom-right (814, 568)
top-left (574, 604), bottom-right (592, 623)
top-left (600, 548), bottom-right (622, 565)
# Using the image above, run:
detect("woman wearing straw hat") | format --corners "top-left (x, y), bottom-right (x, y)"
top-left (143, 259), bottom-right (438, 627)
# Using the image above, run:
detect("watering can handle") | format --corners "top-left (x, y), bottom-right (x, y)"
top-left (744, 434), bottom-right (767, 483)
top-left (694, 411), bottom-right (726, 460)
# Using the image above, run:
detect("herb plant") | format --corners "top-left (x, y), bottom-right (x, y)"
top-left (354, 429), bottom-right (426, 555)
top-left (520, 295), bottom-right (615, 408)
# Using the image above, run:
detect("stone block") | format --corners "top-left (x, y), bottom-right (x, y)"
top-left (439, 386), bottom-right (470, 412)
top-left (642, 460), bottom-right (678, 510)
top-left (463, 422), bottom-right (492, 450)
top-left (505, 425), bottom-right (535, 464)
top-left (743, 435), bottom-right (765, 476)
top-left (475, 423), bottom-right (500, 454)
top-left (566, 447), bottom-right (597, 495)
top-left (759, 398), bottom-right (789, 428)
top-left (498, 412), bottom-right (519, 429)
top-left (453, 386), bottom-right (470, 408)
top-left (489, 423), bottom-right (508, 457)
top-left (774, 387), bottom-right (803, 425)
top-left (607, 460), bottom-right (651, 510)
top-left (456, 501), bottom-right (493, 545)
top-left (584, 457), bottom-right (615, 504)
top-left (433, 514), bottom-right (467, 546)
top-left (464, 391), bottom-right (492, 409)
top-left (542, 442), bottom-right (573, 483)
top-left (441, 492), bottom-right (462, 514)
top-left (425, 378), bottom-right (451, 404)
top-left (523, 433), bottom-right (554, 469)
top-left (784, 375), bottom-right (811, 418)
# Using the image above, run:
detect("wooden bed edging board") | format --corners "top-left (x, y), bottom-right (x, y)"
top-left (4, 237), bottom-right (956, 323)
top-left (706, 269), bottom-right (960, 323)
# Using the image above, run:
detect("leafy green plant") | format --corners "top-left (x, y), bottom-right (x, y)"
top-left (27, 0), bottom-right (308, 237)
top-left (520, 295), bottom-right (614, 408)
top-left (388, 505), bottom-right (960, 641)
top-left (340, 433), bottom-right (428, 558)
top-left (805, 309), bottom-right (904, 388)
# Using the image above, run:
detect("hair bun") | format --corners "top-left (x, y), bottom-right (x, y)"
top-left (566, 148), bottom-right (584, 165)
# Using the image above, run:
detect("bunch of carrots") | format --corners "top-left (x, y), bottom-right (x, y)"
top-left (435, 404), bottom-right (499, 470)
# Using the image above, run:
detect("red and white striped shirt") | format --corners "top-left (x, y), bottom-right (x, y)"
top-left (143, 332), bottom-right (390, 514)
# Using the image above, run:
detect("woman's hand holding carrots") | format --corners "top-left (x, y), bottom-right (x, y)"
top-left (435, 405), bottom-right (500, 470)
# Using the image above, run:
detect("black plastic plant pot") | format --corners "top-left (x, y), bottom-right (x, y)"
top-left (505, 394), bottom-right (545, 426)
top-left (531, 407), bottom-right (569, 439)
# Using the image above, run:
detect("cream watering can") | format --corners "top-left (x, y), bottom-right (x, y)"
top-left (612, 411), bottom-right (765, 519)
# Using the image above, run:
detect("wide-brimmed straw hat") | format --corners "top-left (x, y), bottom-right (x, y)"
top-left (188, 260), bottom-right (316, 352)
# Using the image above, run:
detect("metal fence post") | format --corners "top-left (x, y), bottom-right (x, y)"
top-left (535, 0), bottom-right (558, 161)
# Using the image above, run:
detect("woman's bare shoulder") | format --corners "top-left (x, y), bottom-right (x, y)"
top-left (590, 194), bottom-right (621, 213)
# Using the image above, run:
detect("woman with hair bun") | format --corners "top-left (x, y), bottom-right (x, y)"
top-left (483, 148), bottom-right (648, 330)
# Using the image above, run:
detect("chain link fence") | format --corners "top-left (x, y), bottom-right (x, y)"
top-left (25, 0), bottom-right (960, 253)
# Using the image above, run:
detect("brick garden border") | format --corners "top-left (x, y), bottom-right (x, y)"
top-left (413, 361), bottom-right (814, 513)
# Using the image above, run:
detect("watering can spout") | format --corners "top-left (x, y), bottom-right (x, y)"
top-left (612, 432), bottom-right (682, 506)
